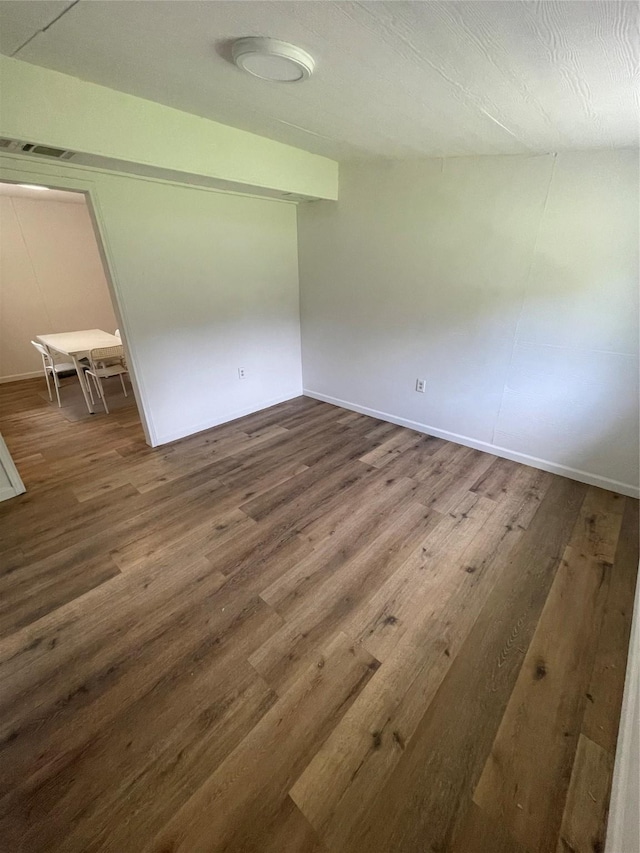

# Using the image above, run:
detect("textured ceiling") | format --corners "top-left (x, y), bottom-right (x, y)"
top-left (0, 1), bottom-right (638, 160)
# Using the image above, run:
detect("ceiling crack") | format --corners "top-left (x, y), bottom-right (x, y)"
top-left (11, 0), bottom-right (81, 57)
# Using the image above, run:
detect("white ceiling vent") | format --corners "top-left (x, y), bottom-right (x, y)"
top-left (19, 142), bottom-right (75, 160)
top-left (0, 139), bottom-right (76, 160)
top-left (0, 137), bottom-right (77, 160)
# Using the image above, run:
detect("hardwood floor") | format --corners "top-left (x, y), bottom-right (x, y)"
top-left (0, 377), bottom-right (637, 853)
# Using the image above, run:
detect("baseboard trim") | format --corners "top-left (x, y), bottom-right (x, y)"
top-left (303, 389), bottom-right (640, 499)
top-left (154, 390), bottom-right (303, 446)
top-left (0, 371), bottom-right (43, 384)
top-left (0, 485), bottom-right (21, 502)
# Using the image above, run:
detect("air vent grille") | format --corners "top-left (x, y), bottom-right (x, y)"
top-left (0, 138), bottom-right (75, 159)
top-left (21, 143), bottom-right (74, 160)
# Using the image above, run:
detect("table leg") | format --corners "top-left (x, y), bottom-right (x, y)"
top-left (73, 355), bottom-right (94, 414)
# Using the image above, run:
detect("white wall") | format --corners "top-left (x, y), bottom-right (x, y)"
top-left (298, 149), bottom-right (639, 496)
top-left (0, 155), bottom-right (303, 446)
top-left (92, 175), bottom-right (302, 444)
top-left (0, 191), bottom-right (117, 381)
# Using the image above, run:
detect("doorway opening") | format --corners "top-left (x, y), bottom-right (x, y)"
top-left (0, 180), bottom-right (141, 424)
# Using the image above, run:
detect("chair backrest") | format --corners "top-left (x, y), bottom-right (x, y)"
top-left (114, 329), bottom-right (121, 338)
top-left (89, 345), bottom-right (125, 368)
top-left (31, 340), bottom-right (52, 364)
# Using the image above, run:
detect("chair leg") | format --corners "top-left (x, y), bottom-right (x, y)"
top-left (119, 373), bottom-right (128, 397)
top-left (97, 375), bottom-right (109, 414)
top-left (43, 367), bottom-right (53, 402)
top-left (85, 372), bottom-right (94, 405)
top-left (52, 370), bottom-right (62, 408)
top-left (89, 374), bottom-right (101, 409)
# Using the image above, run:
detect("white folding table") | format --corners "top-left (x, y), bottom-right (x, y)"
top-left (37, 329), bottom-right (122, 414)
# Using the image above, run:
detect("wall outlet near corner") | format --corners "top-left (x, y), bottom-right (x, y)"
top-left (415, 378), bottom-right (426, 393)
top-left (238, 367), bottom-right (246, 379)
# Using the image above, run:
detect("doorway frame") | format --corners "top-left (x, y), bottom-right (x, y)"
top-left (0, 153), bottom-right (154, 445)
top-left (0, 433), bottom-right (26, 502)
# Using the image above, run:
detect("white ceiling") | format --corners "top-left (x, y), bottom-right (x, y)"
top-left (0, 181), bottom-right (85, 203)
top-left (0, 1), bottom-right (638, 160)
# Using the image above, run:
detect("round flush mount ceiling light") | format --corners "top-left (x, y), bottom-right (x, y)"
top-left (231, 37), bottom-right (314, 82)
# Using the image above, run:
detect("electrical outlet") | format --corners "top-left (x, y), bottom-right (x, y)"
top-left (238, 367), bottom-right (246, 380)
top-left (415, 378), bottom-right (426, 393)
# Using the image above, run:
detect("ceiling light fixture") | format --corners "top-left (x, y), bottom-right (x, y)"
top-left (17, 184), bottom-right (50, 191)
top-left (231, 37), bottom-right (314, 82)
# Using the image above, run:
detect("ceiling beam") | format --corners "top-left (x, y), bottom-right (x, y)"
top-left (0, 56), bottom-right (338, 200)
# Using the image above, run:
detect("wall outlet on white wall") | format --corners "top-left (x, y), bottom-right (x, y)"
top-left (415, 378), bottom-right (426, 393)
top-left (238, 367), bottom-right (246, 379)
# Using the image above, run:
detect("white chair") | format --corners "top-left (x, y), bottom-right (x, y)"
top-left (114, 329), bottom-right (121, 338)
top-left (85, 345), bottom-right (128, 414)
top-left (31, 340), bottom-right (83, 408)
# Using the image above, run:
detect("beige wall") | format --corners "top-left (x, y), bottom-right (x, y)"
top-left (298, 149), bottom-right (639, 496)
top-left (0, 190), bottom-right (117, 381)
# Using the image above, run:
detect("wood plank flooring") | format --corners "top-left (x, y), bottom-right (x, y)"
top-left (0, 377), bottom-right (637, 853)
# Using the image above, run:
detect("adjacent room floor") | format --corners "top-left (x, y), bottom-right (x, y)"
top-left (0, 378), bottom-right (637, 853)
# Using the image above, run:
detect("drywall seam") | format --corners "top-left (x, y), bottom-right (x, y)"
top-left (303, 389), bottom-right (640, 498)
top-left (516, 340), bottom-right (637, 357)
top-left (11, 0), bottom-right (80, 57)
top-left (490, 152), bottom-right (557, 445)
top-left (9, 197), bottom-right (55, 332)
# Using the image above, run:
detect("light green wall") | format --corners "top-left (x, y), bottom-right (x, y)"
top-left (0, 56), bottom-right (338, 200)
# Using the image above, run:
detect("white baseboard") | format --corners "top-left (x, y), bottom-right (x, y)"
top-left (0, 371), bottom-right (42, 384)
top-left (153, 390), bottom-right (303, 446)
top-left (606, 568), bottom-right (640, 853)
top-left (0, 485), bottom-right (22, 502)
top-left (303, 389), bottom-right (640, 499)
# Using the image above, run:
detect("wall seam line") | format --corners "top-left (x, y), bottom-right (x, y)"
top-left (10, 196), bottom-right (56, 332)
top-left (490, 151), bottom-right (557, 445)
